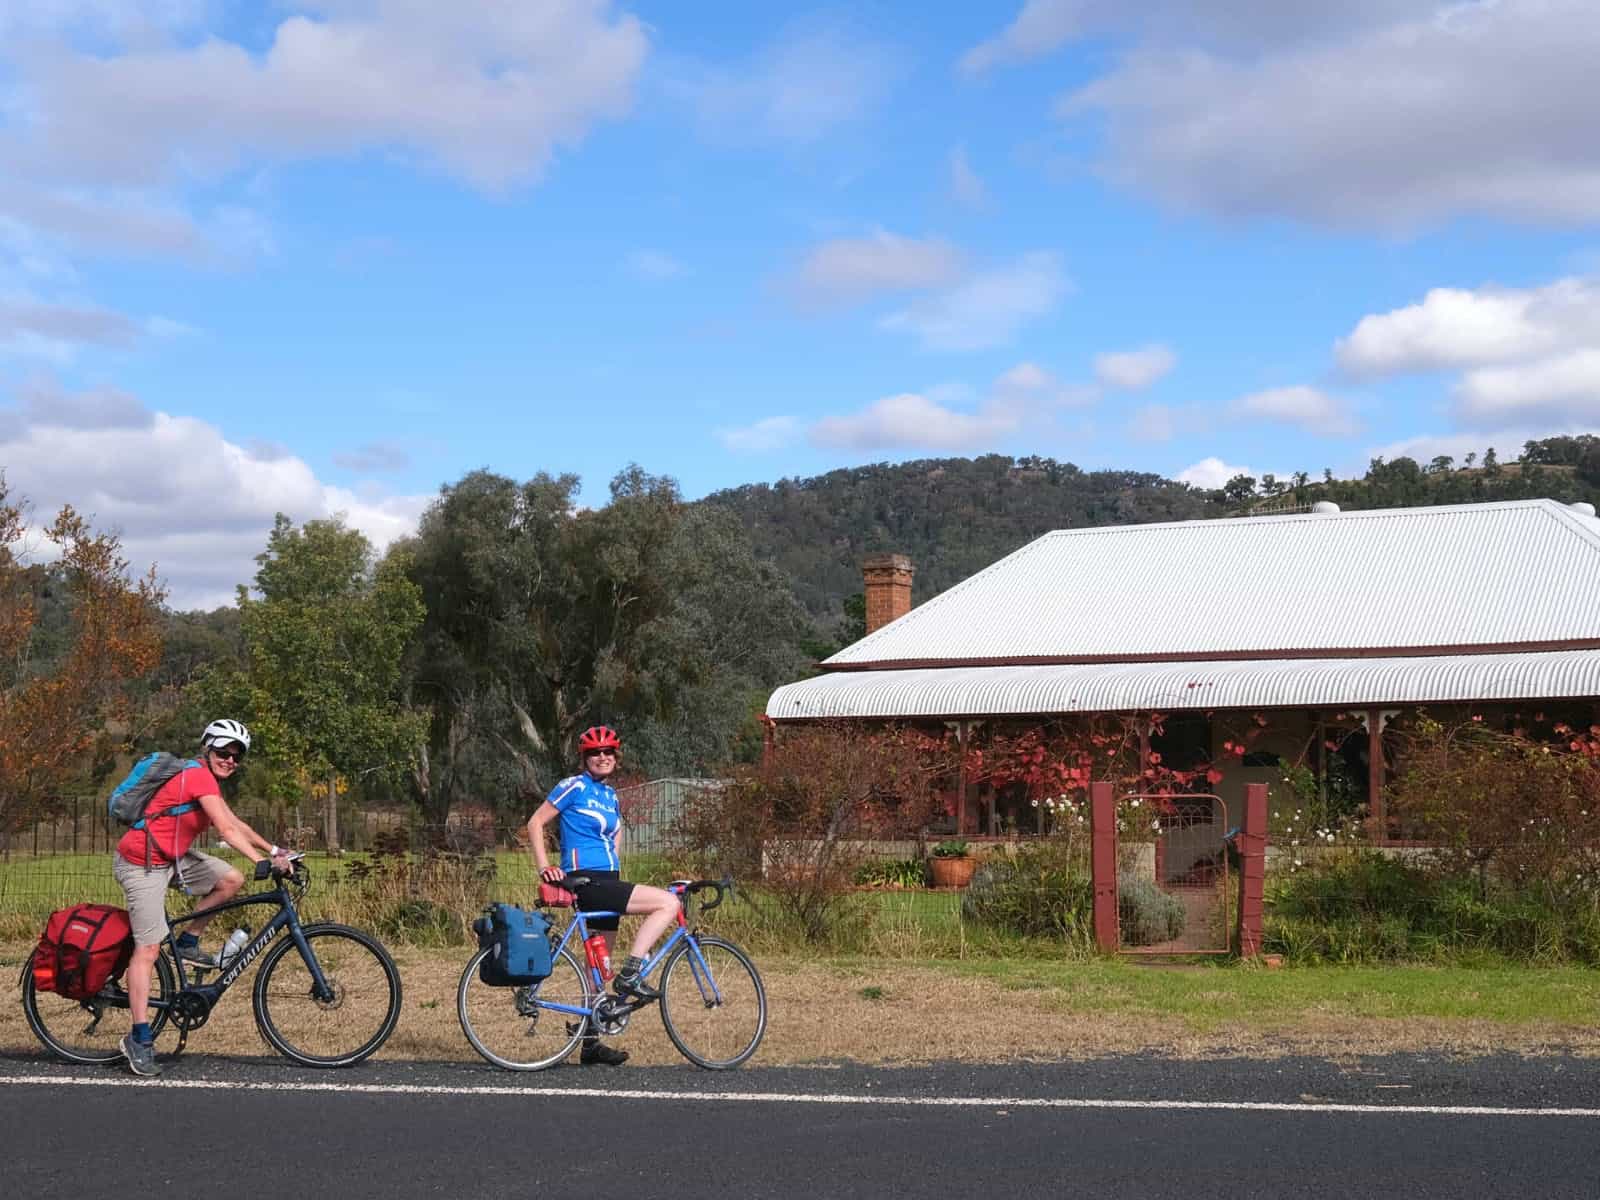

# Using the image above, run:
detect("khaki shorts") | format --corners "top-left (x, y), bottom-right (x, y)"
top-left (114, 850), bottom-right (238, 946)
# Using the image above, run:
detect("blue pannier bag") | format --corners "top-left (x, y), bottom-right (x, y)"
top-left (108, 753), bottom-right (201, 828)
top-left (473, 903), bottom-right (553, 987)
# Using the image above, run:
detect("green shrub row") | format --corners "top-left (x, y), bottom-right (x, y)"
top-left (1265, 850), bottom-right (1600, 965)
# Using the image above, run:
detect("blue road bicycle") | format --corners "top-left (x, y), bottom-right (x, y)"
top-left (457, 875), bottom-right (767, 1071)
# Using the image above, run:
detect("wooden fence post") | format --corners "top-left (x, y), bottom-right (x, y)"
top-left (1090, 781), bottom-right (1118, 952)
top-left (1236, 781), bottom-right (1269, 957)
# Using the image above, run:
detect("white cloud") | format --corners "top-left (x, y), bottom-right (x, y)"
top-left (1176, 456), bottom-right (1254, 489)
top-left (5, 2), bottom-right (649, 194)
top-left (880, 251), bottom-right (1066, 352)
top-left (1230, 385), bottom-right (1359, 436)
top-left (15, 378), bottom-right (153, 430)
top-left (0, 383), bottom-right (429, 608)
top-left (1093, 343), bottom-right (1176, 390)
top-left (625, 249), bottom-right (684, 281)
top-left (0, 296), bottom-right (144, 357)
top-left (1055, 0), bottom-right (1600, 228)
top-left (791, 231), bottom-right (964, 306)
top-left (1454, 349), bottom-right (1600, 425)
top-left (716, 416), bottom-right (800, 454)
top-left (671, 22), bottom-right (898, 145)
top-left (992, 361), bottom-right (1097, 408)
top-left (960, 1), bottom-right (1430, 76)
top-left (948, 145), bottom-right (989, 209)
top-left (810, 392), bottom-right (1021, 452)
top-left (1337, 278), bottom-right (1600, 376)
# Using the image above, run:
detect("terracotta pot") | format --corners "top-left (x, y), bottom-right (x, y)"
top-left (928, 855), bottom-right (977, 889)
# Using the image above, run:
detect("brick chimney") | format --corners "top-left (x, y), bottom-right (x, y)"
top-left (862, 553), bottom-right (914, 635)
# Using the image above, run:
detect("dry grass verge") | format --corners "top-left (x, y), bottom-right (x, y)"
top-left (2, 945), bottom-right (1596, 1068)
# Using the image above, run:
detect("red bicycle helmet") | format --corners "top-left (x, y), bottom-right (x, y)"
top-left (577, 725), bottom-right (621, 753)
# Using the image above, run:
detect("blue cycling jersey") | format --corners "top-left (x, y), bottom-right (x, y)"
top-left (548, 772), bottom-right (621, 871)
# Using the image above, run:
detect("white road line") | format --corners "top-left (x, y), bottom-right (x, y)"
top-left (1, 1074), bottom-right (1597, 1118)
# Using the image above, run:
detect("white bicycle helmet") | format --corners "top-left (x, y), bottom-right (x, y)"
top-left (201, 718), bottom-right (252, 753)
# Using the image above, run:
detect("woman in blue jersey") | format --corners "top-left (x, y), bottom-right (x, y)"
top-left (527, 724), bottom-right (680, 1067)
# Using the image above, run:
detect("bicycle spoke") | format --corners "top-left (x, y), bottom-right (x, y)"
top-left (659, 936), bottom-right (766, 1070)
top-left (458, 944), bottom-right (591, 1071)
top-left (253, 926), bottom-right (400, 1066)
top-left (22, 951), bottom-right (176, 1066)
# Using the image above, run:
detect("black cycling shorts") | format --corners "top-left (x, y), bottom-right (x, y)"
top-left (571, 870), bottom-right (635, 932)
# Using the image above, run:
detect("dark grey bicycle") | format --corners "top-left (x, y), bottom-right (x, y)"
top-left (21, 855), bottom-right (401, 1069)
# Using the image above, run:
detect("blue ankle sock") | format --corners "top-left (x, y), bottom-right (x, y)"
top-left (176, 932), bottom-right (199, 949)
top-left (131, 1022), bottom-right (152, 1045)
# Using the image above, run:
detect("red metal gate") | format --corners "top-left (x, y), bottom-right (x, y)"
top-left (1118, 792), bottom-right (1231, 955)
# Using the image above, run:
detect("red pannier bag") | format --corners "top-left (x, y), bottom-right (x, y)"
top-left (33, 904), bottom-right (134, 1000)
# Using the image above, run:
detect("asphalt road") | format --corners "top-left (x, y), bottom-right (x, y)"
top-left (3, 1052), bottom-right (1598, 1199)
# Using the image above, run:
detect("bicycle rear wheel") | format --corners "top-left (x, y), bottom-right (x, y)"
top-left (21, 950), bottom-right (176, 1066)
top-left (458, 944), bottom-right (591, 1071)
top-left (659, 935), bottom-right (767, 1069)
top-left (252, 924), bottom-right (401, 1067)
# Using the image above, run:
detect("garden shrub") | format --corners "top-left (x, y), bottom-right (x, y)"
top-left (1264, 848), bottom-right (1600, 964)
top-left (961, 840), bottom-right (1093, 942)
top-left (854, 858), bottom-right (928, 888)
top-left (670, 722), bottom-right (946, 945)
top-left (1116, 877), bottom-right (1186, 946)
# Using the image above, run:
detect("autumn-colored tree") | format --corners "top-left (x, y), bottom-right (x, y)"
top-left (0, 480), bottom-right (165, 833)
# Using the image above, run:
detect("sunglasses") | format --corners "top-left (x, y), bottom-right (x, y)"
top-left (211, 747), bottom-right (245, 763)
top-left (584, 748), bottom-right (619, 758)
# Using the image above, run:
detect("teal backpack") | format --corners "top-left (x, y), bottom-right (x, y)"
top-left (108, 753), bottom-right (201, 829)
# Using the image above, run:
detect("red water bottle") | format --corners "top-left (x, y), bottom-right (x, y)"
top-left (583, 934), bottom-right (613, 980)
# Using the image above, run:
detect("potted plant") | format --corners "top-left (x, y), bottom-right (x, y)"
top-left (928, 839), bottom-right (977, 888)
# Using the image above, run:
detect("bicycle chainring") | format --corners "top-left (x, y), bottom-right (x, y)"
top-left (592, 996), bottom-right (632, 1037)
top-left (170, 990), bottom-right (213, 1031)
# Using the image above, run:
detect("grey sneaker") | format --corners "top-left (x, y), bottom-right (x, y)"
top-left (120, 1034), bottom-right (161, 1077)
top-left (174, 942), bottom-right (216, 968)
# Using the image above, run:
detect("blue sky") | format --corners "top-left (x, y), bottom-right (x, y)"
top-left (2, 1), bottom-right (1599, 606)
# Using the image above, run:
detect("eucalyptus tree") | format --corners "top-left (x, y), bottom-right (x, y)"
top-left (399, 465), bottom-right (809, 819)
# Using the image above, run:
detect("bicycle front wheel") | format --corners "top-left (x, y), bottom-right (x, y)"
top-left (21, 950), bottom-right (176, 1065)
top-left (659, 935), bottom-right (767, 1069)
top-left (252, 924), bottom-right (402, 1067)
top-left (458, 944), bottom-right (591, 1071)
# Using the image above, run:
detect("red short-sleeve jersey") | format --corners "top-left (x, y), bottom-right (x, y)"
top-left (115, 763), bottom-right (220, 867)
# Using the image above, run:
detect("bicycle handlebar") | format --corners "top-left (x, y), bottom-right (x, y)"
top-left (253, 852), bottom-right (308, 883)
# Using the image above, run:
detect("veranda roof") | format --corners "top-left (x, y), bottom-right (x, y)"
top-left (767, 650), bottom-right (1600, 721)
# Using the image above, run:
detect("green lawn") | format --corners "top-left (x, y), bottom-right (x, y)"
top-left (933, 957), bottom-right (1600, 1030)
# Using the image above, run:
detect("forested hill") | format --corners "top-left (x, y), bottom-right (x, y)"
top-left (697, 438), bottom-right (1600, 623)
top-left (699, 455), bottom-right (1222, 619)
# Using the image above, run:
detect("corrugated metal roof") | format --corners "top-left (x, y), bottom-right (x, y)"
top-left (769, 650), bottom-right (1600, 720)
top-left (825, 499), bottom-right (1600, 666)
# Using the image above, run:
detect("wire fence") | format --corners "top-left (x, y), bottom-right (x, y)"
top-left (0, 777), bottom-right (711, 860)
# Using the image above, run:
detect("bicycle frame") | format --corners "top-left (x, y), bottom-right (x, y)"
top-left (538, 900), bottom-right (725, 1022)
top-left (154, 875), bottom-right (334, 1011)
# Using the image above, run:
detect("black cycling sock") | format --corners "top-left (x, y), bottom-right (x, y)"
top-left (131, 1022), bottom-right (153, 1044)
top-left (617, 955), bottom-right (645, 980)
top-left (175, 932), bottom-right (200, 949)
